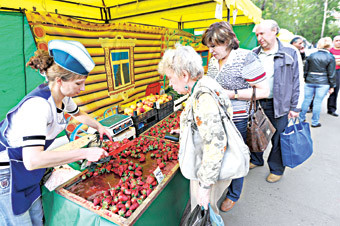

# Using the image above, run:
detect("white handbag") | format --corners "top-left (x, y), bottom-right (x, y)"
top-left (178, 89), bottom-right (250, 181)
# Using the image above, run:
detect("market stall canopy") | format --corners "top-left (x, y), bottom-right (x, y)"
top-left (277, 28), bottom-right (295, 44)
top-left (1, 0), bottom-right (262, 30)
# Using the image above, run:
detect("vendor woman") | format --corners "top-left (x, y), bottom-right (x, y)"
top-left (0, 40), bottom-right (111, 225)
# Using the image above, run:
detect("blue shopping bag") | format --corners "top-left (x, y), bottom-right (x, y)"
top-left (208, 204), bottom-right (224, 226)
top-left (280, 118), bottom-right (313, 168)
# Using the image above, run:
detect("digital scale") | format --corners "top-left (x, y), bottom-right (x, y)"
top-left (87, 114), bottom-right (134, 138)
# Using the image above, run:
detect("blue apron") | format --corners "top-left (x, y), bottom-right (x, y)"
top-left (0, 83), bottom-right (63, 215)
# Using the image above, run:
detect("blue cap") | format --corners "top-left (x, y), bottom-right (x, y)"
top-left (48, 40), bottom-right (95, 76)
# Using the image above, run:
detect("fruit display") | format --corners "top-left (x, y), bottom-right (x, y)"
top-left (122, 94), bottom-right (173, 117)
top-left (143, 111), bottom-right (182, 139)
top-left (59, 136), bottom-right (179, 224)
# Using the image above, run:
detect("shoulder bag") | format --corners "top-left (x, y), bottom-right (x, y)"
top-left (246, 87), bottom-right (276, 152)
top-left (178, 89), bottom-right (250, 181)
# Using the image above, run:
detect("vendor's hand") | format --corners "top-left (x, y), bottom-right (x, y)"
top-left (84, 147), bottom-right (108, 163)
top-left (329, 88), bottom-right (334, 95)
top-left (97, 126), bottom-right (112, 141)
top-left (197, 186), bottom-right (211, 210)
top-left (288, 111), bottom-right (299, 119)
top-left (170, 129), bottom-right (180, 134)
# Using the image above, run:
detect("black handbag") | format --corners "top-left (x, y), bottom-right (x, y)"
top-left (246, 87), bottom-right (276, 152)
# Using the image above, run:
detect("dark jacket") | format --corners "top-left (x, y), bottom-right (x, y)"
top-left (304, 49), bottom-right (336, 87)
top-left (253, 39), bottom-right (300, 118)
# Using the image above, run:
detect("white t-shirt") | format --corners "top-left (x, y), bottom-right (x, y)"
top-left (0, 95), bottom-right (78, 163)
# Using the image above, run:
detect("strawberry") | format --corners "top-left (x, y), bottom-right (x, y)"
top-left (125, 210), bottom-right (133, 218)
top-left (139, 154), bottom-right (146, 162)
top-left (118, 209), bottom-right (126, 217)
top-left (103, 197), bottom-right (112, 205)
top-left (109, 205), bottom-right (119, 213)
top-left (103, 190), bottom-right (110, 196)
top-left (109, 189), bottom-right (115, 197)
top-left (146, 188), bottom-right (152, 197)
top-left (93, 198), bottom-right (100, 206)
top-left (116, 203), bottom-right (125, 209)
top-left (159, 162), bottom-right (165, 169)
top-left (146, 175), bottom-right (155, 184)
top-left (134, 170), bottom-right (142, 177)
top-left (125, 200), bottom-right (131, 210)
top-left (130, 202), bottom-right (139, 211)
top-left (118, 194), bottom-right (129, 203)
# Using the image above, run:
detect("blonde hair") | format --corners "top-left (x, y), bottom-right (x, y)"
top-left (158, 43), bottom-right (204, 80)
top-left (26, 49), bottom-right (86, 82)
top-left (317, 37), bottom-right (332, 49)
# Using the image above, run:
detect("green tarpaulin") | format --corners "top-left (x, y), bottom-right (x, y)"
top-left (0, 11), bottom-right (44, 119)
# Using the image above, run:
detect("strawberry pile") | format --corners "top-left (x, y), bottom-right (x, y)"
top-left (79, 136), bottom-right (179, 218)
top-left (143, 111), bottom-right (182, 139)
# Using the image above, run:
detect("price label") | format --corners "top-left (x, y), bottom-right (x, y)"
top-left (153, 166), bottom-right (164, 184)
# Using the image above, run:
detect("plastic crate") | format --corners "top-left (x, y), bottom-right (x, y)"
top-left (156, 99), bottom-right (174, 120)
top-left (131, 108), bottom-right (158, 137)
top-left (174, 94), bottom-right (188, 112)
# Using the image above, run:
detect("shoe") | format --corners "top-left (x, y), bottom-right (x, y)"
top-left (327, 111), bottom-right (339, 117)
top-left (311, 123), bottom-right (321, 128)
top-left (249, 162), bottom-right (259, 169)
top-left (220, 198), bottom-right (235, 212)
top-left (266, 173), bottom-right (282, 183)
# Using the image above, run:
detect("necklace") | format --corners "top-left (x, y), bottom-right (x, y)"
top-left (190, 80), bottom-right (199, 95)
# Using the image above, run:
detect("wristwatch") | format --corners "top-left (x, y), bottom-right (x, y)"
top-left (234, 89), bottom-right (238, 100)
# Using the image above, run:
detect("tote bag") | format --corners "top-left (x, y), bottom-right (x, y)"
top-left (178, 90), bottom-right (250, 181)
top-left (280, 118), bottom-right (313, 168)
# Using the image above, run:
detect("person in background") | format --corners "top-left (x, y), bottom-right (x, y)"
top-left (290, 37), bottom-right (306, 61)
top-left (290, 36), bottom-right (308, 112)
top-left (299, 37), bottom-right (336, 127)
top-left (158, 43), bottom-right (233, 216)
top-left (201, 21), bottom-right (269, 212)
top-left (0, 40), bottom-right (111, 226)
top-left (252, 19), bottom-right (300, 183)
top-left (327, 35), bottom-right (340, 117)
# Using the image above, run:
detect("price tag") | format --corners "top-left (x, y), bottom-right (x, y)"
top-left (155, 101), bottom-right (160, 109)
top-left (153, 166), bottom-right (164, 184)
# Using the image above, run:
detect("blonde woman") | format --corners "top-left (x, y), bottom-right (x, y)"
top-left (299, 37), bottom-right (336, 127)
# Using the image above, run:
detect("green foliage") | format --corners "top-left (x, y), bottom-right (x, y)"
top-left (252, 0), bottom-right (340, 44)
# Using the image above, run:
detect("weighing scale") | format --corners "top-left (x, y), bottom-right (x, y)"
top-left (87, 114), bottom-right (134, 137)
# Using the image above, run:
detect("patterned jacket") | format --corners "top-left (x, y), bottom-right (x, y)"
top-left (179, 76), bottom-right (233, 186)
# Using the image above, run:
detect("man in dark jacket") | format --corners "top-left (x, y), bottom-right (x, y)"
top-left (251, 19), bottom-right (300, 183)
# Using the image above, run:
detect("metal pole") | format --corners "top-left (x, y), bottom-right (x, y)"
top-left (321, 0), bottom-right (328, 38)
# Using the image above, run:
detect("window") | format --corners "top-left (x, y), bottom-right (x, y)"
top-left (111, 50), bottom-right (131, 88)
top-left (99, 36), bottom-right (137, 97)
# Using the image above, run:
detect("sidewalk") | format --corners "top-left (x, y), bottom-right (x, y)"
top-left (220, 97), bottom-right (340, 225)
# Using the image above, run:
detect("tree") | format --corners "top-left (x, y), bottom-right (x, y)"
top-left (252, 0), bottom-right (340, 44)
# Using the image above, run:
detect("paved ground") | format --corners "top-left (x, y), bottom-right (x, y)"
top-left (219, 97), bottom-right (340, 225)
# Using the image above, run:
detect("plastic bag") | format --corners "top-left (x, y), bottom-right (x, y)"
top-left (185, 204), bottom-right (212, 226)
top-left (209, 204), bottom-right (224, 226)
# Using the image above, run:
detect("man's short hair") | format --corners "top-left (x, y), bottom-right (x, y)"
top-left (290, 37), bottom-right (303, 45)
top-left (258, 19), bottom-right (280, 35)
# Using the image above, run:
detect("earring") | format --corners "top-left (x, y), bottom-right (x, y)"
top-left (184, 85), bottom-right (189, 90)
